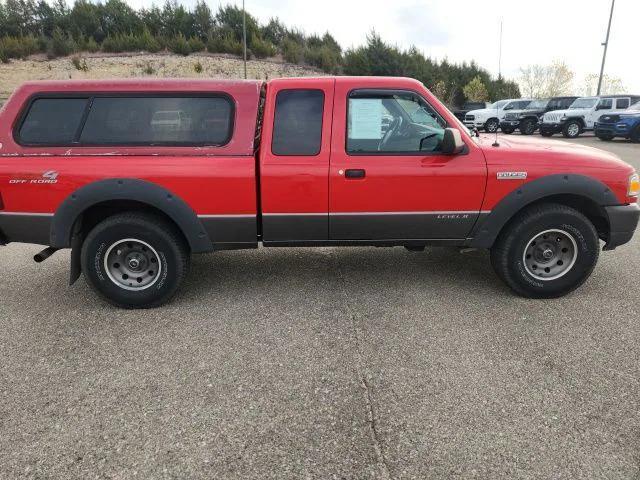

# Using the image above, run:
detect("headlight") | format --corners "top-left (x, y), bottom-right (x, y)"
top-left (628, 173), bottom-right (639, 197)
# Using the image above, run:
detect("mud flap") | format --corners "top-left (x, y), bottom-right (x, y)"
top-left (69, 224), bottom-right (83, 285)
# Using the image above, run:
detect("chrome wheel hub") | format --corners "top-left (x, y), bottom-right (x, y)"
top-left (104, 238), bottom-right (161, 291)
top-left (523, 229), bottom-right (578, 281)
top-left (567, 124), bottom-right (579, 136)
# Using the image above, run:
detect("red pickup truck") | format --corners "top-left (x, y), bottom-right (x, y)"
top-left (0, 77), bottom-right (638, 308)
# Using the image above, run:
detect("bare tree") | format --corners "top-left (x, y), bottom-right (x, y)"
top-left (518, 61), bottom-right (574, 98)
top-left (582, 74), bottom-right (626, 96)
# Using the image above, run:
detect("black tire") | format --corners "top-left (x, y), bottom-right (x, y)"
top-left (81, 212), bottom-right (190, 308)
top-left (502, 127), bottom-right (515, 134)
top-left (484, 118), bottom-right (499, 133)
top-left (631, 125), bottom-right (640, 143)
top-left (490, 203), bottom-right (599, 299)
top-left (540, 131), bottom-right (553, 137)
top-left (562, 120), bottom-right (582, 138)
top-left (519, 119), bottom-right (536, 135)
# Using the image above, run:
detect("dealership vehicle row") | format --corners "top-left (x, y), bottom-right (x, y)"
top-left (463, 94), bottom-right (640, 141)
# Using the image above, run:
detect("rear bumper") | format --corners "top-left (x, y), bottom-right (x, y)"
top-left (604, 203), bottom-right (640, 250)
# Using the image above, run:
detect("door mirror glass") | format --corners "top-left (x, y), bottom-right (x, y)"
top-left (441, 128), bottom-right (465, 155)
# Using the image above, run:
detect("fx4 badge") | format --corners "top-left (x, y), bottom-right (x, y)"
top-left (497, 171), bottom-right (527, 180)
top-left (9, 170), bottom-right (59, 184)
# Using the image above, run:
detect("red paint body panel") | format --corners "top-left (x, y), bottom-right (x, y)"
top-left (258, 77), bottom-right (335, 215)
top-left (329, 77), bottom-right (487, 214)
top-left (0, 79), bottom-right (261, 216)
top-left (476, 135), bottom-right (635, 209)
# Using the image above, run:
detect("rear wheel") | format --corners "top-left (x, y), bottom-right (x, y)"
top-left (81, 212), bottom-right (189, 308)
top-left (519, 118), bottom-right (537, 135)
top-left (490, 203), bottom-right (599, 298)
top-left (485, 118), bottom-right (499, 133)
top-left (562, 120), bottom-right (582, 138)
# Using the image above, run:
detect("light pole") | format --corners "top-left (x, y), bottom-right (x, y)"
top-left (242, 0), bottom-right (247, 79)
top-left (597, 0), bottom-right (615, 95)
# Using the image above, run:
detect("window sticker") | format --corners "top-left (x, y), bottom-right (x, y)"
top-left (350, 99), bottom-right (383, 139)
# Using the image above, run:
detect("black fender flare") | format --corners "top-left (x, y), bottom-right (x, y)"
top-left (563, 116), bottom-right (586, 127)
top-left (50, 178), bottom-right (213, 253)
top-left (469, 174), bottom-right (618, 248)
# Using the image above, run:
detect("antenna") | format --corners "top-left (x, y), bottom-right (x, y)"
top-left (493, 18), bottom-right (503, 147)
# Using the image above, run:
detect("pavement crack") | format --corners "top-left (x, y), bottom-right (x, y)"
top-left (334, 258), bottom-right (392, 480)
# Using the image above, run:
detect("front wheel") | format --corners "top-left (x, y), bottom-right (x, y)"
top-left (519, 119), bottom-right (537, 135)
top-left (597, 133), bottom-right (614, 141)
top-left (484, 118), bottom-right (499, 133)
top-left (630, 125), bottom-right (640, 143)
top-left (562, 120), bottom-right (582, 138)
top-left (81, 212), bottom-right (190, 308)
top-left (490, 203), bottom-right (599, 298)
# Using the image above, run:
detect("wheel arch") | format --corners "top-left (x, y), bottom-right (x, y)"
top-left (564, 116), bottom-right (586, 128)
top-left (469, 174), bottom-right (617, 248)
top-left (50, 178), bottom-right (213, 254)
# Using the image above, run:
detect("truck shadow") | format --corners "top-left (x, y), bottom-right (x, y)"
top-left (179, 246), bottom-right (508, 304)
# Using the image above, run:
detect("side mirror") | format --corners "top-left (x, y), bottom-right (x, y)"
top-left (442, 128), bottom-right (465, 155)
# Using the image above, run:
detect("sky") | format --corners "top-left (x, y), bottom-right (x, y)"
top-left (124, 0), bottom-right (639, 92)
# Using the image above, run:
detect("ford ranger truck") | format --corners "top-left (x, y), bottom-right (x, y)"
top-left (0, 77), bottom-right (638, 308)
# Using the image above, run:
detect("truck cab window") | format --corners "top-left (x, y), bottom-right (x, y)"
top-left (80, 96), bottom-right (232, 146)
top-left (18, 98), bottom-right (88, 145)
top-left (272, 89), bottom-right (324, 156)
top-left (347, 91), bottom-right (446, 154)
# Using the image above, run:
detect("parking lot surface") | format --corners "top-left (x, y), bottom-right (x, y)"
top-left (1, 135), bottom-right (639, 479)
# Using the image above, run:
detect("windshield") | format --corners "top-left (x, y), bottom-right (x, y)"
top-left (569, 98), bottom-right (598, 109)
top-left (526, 99), bottom-right (549, 110)
top-left (628, 101), bottom-right (640, 111)
top-left (488, 100), bottom-right (509, 110)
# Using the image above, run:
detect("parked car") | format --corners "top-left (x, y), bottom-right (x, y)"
top-left (0, 78), bottom-right (638, 307)
top-left (500, 96), bottom-right (578, 135)
top-left (594, 100), bottom-right (640, 142)
top-left (540, 95), bottom-right (640, 138)
top-left (464, 98), bottom-right (533, 133)
top-left (452, 101), bottom-right (489, 122)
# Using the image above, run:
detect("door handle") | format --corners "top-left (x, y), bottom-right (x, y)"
top-left (345, 169), bottom-right (366, 179)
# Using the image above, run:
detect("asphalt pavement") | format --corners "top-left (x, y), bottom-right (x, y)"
top-left (1, 135), bottom-right (639, 479)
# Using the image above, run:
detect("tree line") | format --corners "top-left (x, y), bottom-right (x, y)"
top-left (0, 0), bottom-right (520, 106)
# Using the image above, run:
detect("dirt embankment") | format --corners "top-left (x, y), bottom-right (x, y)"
top-left (0, 52), bottom-right (323, 99)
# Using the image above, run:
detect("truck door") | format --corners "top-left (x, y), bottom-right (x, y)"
top-left (259, 78), bottom-right (334, 243)
top-left (329, 80), bottom-right (486, 241)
